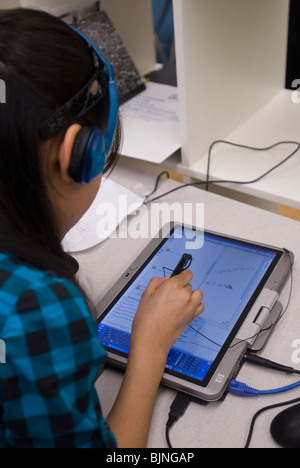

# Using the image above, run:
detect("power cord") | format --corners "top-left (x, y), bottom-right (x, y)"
top-left (205, 140), bottom-right (300, 192)
top-left (144, 140), bottom-right (300, 204)
top-left (244, 352), bottom-right (300, 375)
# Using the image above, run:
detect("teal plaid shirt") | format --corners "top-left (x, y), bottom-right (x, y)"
top-left (0, 252), bottom-right (116, 448)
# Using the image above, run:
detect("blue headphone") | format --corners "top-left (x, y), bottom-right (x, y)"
top-left (39, 25), bottom-right (119, 184)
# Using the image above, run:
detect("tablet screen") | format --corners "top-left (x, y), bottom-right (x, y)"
top-left (97, 227), bottom-right (280, 387)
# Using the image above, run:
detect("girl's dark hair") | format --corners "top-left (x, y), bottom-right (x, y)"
top-left (0, 8), bottom-right (122, 283)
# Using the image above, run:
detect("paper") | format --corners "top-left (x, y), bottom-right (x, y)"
top-left (119, 82), bottom-right (181, 163)
top-left (62, 178), bottom-right (144, 253)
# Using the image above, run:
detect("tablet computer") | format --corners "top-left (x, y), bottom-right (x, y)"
top-left (95, 224), bottom-right (293, 402)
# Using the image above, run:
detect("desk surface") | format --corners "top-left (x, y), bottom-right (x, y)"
top-left (73, 163), bottom-right (300, 449)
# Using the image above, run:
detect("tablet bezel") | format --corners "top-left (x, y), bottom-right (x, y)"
top-left (95, 223), bottom-right (291, 398)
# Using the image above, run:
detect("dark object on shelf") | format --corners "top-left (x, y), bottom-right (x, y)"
top-left (286, 0), bottom-right (300, 90)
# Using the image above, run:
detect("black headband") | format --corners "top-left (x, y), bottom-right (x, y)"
top-left (39, 67), bottom-right (108, 139)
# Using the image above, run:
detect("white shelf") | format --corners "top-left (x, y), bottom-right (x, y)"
top-left (170, 89), bottom-right (300, 209)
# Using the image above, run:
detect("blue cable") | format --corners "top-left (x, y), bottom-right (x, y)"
top-left (229, 379), bottom-right (300, 397)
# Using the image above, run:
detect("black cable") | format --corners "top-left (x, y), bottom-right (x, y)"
top-left (144, 171), bottom-right (170, 204)
top-left (245, 352), bottom-right (300, 375)
top-left (245, 397), bottom-right (300, 448)
top-left (165, 424), bottom-right (172, 449)
top-left (205, 140), bottom-right (300, 192)
top-left (165, 392), bottom-right (192, 449)
top-left (144, 140), bottom-right (300, 204)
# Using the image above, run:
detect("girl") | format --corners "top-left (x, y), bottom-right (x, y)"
top-left (0, 8), bottom-right (204, 448)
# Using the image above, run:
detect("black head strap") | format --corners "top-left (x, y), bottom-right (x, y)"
top-left (39, 68), bottom-right (108, 139)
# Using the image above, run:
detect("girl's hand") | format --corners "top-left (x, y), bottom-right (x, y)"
top-left (131, 270), bottom-right (204, 361)
top-left (107, 270), bottom-right (204, 447)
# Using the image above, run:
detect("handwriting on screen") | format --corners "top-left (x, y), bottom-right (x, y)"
top-left (98, 228), bottom-right (276, 382)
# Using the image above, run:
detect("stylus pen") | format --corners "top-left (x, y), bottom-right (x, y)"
top-left (170, 254), bottom-right (193, 278)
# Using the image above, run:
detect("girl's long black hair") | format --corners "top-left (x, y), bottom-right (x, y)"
top-left (0, 8), bottom-right (122, 283)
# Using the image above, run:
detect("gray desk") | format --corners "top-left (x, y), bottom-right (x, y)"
top-left (73, 163), bottom-right (300, 449)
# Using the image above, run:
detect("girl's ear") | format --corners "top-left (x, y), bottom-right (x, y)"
top-left (58, 124), bottom-right (82, 184)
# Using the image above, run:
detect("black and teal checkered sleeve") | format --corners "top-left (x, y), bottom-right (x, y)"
top-left (0, 253), bottom-right (116, 448)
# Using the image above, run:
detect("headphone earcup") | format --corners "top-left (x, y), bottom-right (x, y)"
top-left (69, 127), bottom-right (93, 183)
top-left (69, 126), bottom-right (106, 184)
